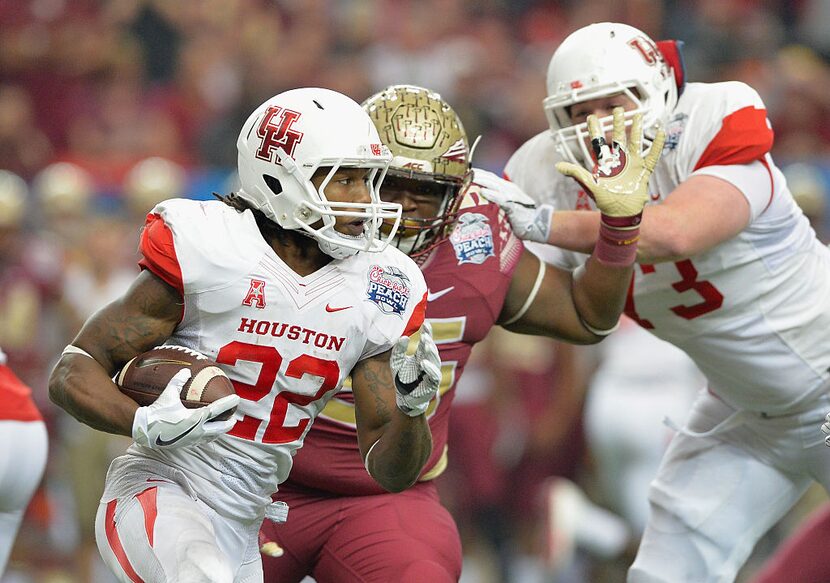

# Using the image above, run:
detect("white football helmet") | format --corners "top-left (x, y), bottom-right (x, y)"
top-left (544, 22), bottom-right (677, 167)
top-left (236, 87), bottom-right (401, 260)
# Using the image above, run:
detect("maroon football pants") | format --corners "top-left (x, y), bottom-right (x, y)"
top-left (752, 502), bottom-right (830, 583)
top-left (260, 480), bottom-right (462, 583)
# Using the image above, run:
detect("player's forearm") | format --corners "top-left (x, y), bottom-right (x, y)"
top-left (364, 414), bottom-right (432, 493)
top-left (572, 255), bottom-right (633, 332)
top-left (549, 210), bottom-right (601, 253)
top-left (550, 209), bottom-right (686, 264)
top-left (49, 354), bottom-right (137, 436)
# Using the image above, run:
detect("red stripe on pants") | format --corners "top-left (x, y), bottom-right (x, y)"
top-left (105, 499), bottom-right (146, 583)
top-left (136, 487), bottom-right (158, 547)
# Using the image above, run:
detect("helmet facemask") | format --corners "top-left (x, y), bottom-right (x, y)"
top-left (379, 169), bottom-right (467, 259)
top-left (269, 148), bottom-right (402, 260)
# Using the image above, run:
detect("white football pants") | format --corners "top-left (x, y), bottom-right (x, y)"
top-left (629, 387), bottom-right (830, 583)
top-left (0, 420), bottom-right (48, 575)
top-left (95, 459), bottom-right (263, 583)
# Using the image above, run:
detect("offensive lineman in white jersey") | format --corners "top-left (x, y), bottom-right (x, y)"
top-left (48, 88), bottom-right (444, 583)
top-left (478, 22), bottom-right (830, 583)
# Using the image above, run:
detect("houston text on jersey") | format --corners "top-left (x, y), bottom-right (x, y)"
top-left (237, 318), bottom-right (346, 351)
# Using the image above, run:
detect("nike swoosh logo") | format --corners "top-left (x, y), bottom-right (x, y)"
top-left (155, 420), bottom-right (200, 447)
top-left (427, 287), bottom-right (454, 302)
top-left (325, 304), bottom-right (352, 313)
top-left (395, 371), bottom-right (425, 394)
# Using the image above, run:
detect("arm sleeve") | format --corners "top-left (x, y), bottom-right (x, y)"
top-left (692, 160), bottom-right (775, 220)
top-left (682, 82), bottom-right (776, 220)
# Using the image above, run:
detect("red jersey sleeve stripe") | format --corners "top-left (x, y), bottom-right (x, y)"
top-left (403, 292), bottom-right (428, 337)
top-left (693, 106), bottom-right (774, 171)
top-left (138, 213), bottom-right (184, 297)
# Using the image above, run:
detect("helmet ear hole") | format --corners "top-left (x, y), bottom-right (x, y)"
top-left (263, 174), bottom-right (283, 195)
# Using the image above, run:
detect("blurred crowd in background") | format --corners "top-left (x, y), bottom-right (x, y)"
top-left (1, 1), bottom-right (829, 582)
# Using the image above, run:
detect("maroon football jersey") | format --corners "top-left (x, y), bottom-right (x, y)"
top-left (283, 188), bottom-right (524, 495)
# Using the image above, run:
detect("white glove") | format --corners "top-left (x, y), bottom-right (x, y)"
top-left (132, 369), bottom-right (240, 449)
top-left (821, 412), bottom-right (830, 447)
top-left (390, 322), bottom-right (442, 417)
top-left (474, 168), bottom-right (554, 244)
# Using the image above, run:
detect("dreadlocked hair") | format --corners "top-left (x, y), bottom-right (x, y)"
top-left (213, 192), bottom-right (316, 255)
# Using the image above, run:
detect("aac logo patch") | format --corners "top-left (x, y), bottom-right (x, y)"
top-left (450, 213), bottom-right (495, 265)
top-left (242, 279), bottom-right (266, 309)
top-left (367, 265), bottom-right (411, 316)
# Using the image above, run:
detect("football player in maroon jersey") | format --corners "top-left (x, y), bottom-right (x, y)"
top-left (259, 84), bottom-right (665, 583)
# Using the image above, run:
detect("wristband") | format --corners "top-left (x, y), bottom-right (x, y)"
top-left (594, 220), bottom-right (640, 267)
top-left (363, 438), bottom-right (381, 474)
top-left (601, 213), bottom-right (642, 230)
top-left (62, 344), bottom-right (96, 360)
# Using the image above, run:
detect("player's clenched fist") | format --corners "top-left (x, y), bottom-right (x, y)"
top-left (390, 322), bottom-right (441, 416)
top-left (556, 107), bottom-right (666, 226)
top-left (132, 369), bottom-right (239, 450)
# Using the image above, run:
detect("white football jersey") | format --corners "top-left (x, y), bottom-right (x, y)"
top-left (129, 199), bottom-right (427, 520)
top-left (507, 81), bottom-right (830, 414)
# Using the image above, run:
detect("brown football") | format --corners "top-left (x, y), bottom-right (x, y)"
top-left (116, 345), bottom-right (236, 421)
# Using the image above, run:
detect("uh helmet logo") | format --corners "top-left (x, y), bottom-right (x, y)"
top-left (366, 265), bottom-right (411, 316)
top-left (255, 106), bottom-right (305, 162)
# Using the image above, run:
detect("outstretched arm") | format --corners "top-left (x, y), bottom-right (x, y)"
top-left (497, 250), bottom-right (631, 344)
top-left (549, 175), bottom-right (751, 263)
top-left (494, 108), bottom-right (667, 341)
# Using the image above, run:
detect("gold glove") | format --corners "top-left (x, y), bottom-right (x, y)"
top-left (555, 107), bottom-right (666, 224)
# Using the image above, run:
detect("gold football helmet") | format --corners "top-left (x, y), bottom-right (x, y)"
top-left (363, 85), bottom-right (471, 258)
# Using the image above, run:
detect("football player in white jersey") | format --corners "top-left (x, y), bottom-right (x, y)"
top-left (478, 21), bottom-right (830, 583)
top-left (48, 87), bottom-right (446, 583)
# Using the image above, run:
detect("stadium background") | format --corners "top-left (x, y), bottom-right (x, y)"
top-left (1, 0), bottom-right (829, 582)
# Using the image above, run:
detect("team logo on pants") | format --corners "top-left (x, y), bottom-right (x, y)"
top-left (450, 213), bottom-right (495, 265)
top-left (366, 265), bottom-right (411, 316)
